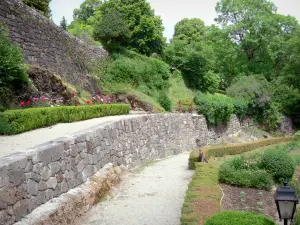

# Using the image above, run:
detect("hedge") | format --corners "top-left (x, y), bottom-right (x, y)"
top-left (0, 104), bottom-right (130, 135)
top-left (219, 161), bottom-right (274, 190)
top-left (188, 136), bottom-right (295, 169)
top-left (204, 211), bottom-right (276, 225)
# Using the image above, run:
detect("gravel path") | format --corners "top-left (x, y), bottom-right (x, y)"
top-left (77, 152), bottom-right (193, 225)
top-left (0, 114), bottom-right (144, 158)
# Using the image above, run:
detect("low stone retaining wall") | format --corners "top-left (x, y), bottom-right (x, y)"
top-left (0, 114), bottom-right (245, 224)
top-left (14, 163), bottom-right (125, 225)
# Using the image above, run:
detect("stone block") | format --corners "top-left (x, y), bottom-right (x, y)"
top-left (8, 170), bottom-right (25, 186)
top-left (48, 162), bottom-right (61, 176)
top-left (40, 166), bottom-right (51, 181)
top-left (39, 180), bottom-right (47, 191)
top-left (27, 179), bottom-right (39, 196)
top-left (46, 177), bottom-right (58, 190)
top-left (13, 199), bottom-right (29, 221)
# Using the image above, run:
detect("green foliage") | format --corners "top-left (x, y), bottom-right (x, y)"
top-left (98, 0), bottom-right (165, 55)
top-left (0, 104), bottom-right (130, 135)
top-left (23, 0), bottom-right (51, 17)
top-left (0, 27), bottom-right (28, 108)
top-left (158, 92), bottom-right (171, 112)
top-left (194, 93), bottom-right (234, 125)
top-left (104, 52), bottom-right (170, 94)
top-left (232, 98), bottom-right (248, 119)
top-left (219, 159), bottom-right (274, 190)
top-left (204, 211), bottom-right (276, 225)
top-left (60, 16), bottom-right (68, 31)
top-left (202, 71), bottom-right (221, 94)
top-left (164, 40), bottom-right (216, 90)
top-left (173, 18), bottom-right (206, 43)
top-left (227, 75), bottom-right (284, 130)
top-left (93, 9), bottom-right (130, 51)
top-left (261, 148), bottom-right (295, 183)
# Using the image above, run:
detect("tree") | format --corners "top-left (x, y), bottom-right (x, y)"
top-left (97, 0), bottom-right (166, 55)
top-left (73, 0), bottom-right (101, 23)
top-left (23, 0), bottom-right (52, 18)
top-left (60, 16), bottom-right (67, 31)
top-left (173, 18), bottom-right (206, 43)
top-left (215, 0), bottom-right (299, 79)
top-left (93, 9), bottom-right (131, 51)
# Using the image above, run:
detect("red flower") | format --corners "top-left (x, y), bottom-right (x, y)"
top-left (27, 100), bottom-right (31, 104)
top-left (86, 100), bottom-right (92, 105)
top-left (20, 102), bottom-right (25, 107)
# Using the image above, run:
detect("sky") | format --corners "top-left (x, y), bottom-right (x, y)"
top-left (50, 0), bottom-right (300, 40)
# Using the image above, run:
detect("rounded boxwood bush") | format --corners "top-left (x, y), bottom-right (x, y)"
top-left (261, 148), bottom-right (295, 183)
top-left (204, 211), bottom-right (276, 225)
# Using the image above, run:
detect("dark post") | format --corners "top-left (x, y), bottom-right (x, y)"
top-left (284, 219), bottom-right (288, 225)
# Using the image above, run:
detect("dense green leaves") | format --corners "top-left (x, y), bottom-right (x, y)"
top-left (0, 27), bottom-right (28, 107)
top-left (94, 9), bottom-right (130, 51)
top-left (98, 0), bottom-right (165, 55)
top-left (194, 93), bottom-right (234, 125)
top-left (173, 18), bottom-right (205, 43)
top-left (23, 0), bottom-right (51, 17)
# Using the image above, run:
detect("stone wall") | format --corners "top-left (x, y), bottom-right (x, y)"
top-left (0, 0), bottom-right (108, 93)
top-left (0, 114), bottom-right (244, 224)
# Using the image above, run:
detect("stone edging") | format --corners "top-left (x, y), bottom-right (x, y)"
top-left (14, 163), bottom-right (126, 225)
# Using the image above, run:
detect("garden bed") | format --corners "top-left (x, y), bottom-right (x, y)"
top-left (220, 184), bottom-right (277, 221)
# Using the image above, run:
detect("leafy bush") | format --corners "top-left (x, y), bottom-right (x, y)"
top-left (158, 92), bottom-right (171, 111)
top-left (0, 104), bottom-right (130, 135)
top-left (204, 136), bottom-right (295, 159)
top-left (0, 26), bottom-right (28, 107)
top-left (204, 211), bottom-right (276, 225)
top-left (219, 160), bottom-right (274, 190)
top-left (194, 93), bottom-right (234, 125)
top-left (104, 53), bottom-right (170, 94)
top-left (227, 75), bottom-right (285, 130)
top-left (232, 98), bottom-right (248, 119)
top-left (261, 148), bottom-right (295, 183)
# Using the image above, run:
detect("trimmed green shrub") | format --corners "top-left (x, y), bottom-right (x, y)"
top-left (158, 92), bottom-right (171, 111)
top-left (261, 148), bottom-right (295, 183)
top-left (219, 161), bottom-right (274, 190)
top-left (0, 104), bottom-right (130, 135)
top-left (0, 26), bottom-right (28, 107)
top-left (194, 93), bottom-right (234, 125)
top-left (204, 137), bottom-right (295, 159)
top-left (204, 211), bottom-right (276, 225)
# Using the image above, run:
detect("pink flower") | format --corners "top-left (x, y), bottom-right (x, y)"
top-left (33, 97), bottom-right (39, 101)
top-left (20, 102), bottom-right (25, 107)
top-left (27, 100), bottom-right (31, 104)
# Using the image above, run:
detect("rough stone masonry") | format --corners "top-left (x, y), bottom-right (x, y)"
top-left (0, 114), bottom-right (244, 225)
top-left (0, 0), bottom-right (108, 92)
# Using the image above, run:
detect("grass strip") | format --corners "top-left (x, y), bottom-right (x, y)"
top-left (181, 162), bottom-right (221, 225)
